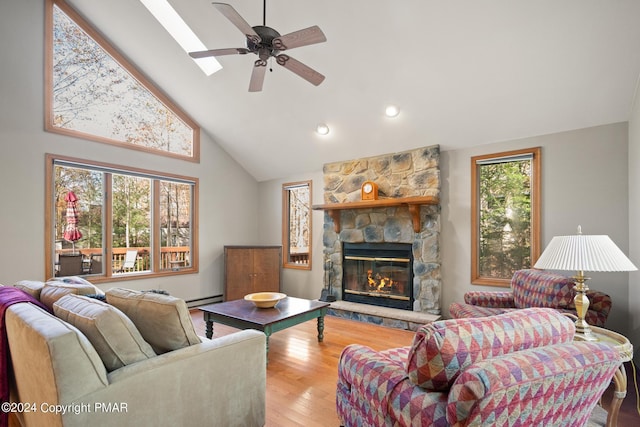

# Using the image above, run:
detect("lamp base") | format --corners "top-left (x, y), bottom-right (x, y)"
top-left (572, 271), bottom-right (599, 342)
top-left (574, 324), bottom-right (599, 342)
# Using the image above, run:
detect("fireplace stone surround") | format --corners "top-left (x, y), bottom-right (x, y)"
top-left (318, 145), bottom-right (441, 315)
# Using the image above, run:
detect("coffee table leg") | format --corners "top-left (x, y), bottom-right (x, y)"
top-left (205, 320), bottom-right (213, 339)
top-left (317, 315), bottom-right (325, 342)
top-left (264, 331), bottom-right (271, 365)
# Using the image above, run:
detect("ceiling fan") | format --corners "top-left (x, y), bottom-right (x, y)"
top-left (189, 2), bottom-right (326, 92)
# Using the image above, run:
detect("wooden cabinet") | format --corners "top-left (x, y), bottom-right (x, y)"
top-left (224, 246), bottom-right (282, 301)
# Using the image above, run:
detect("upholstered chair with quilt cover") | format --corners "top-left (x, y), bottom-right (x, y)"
top-left (336, 308), bottom-right (621, 427)
top-left (449, 269), bottom-right (612, 327)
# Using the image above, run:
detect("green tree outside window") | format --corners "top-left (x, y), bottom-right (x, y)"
top-left (471, 148), bottom-right (541, 286)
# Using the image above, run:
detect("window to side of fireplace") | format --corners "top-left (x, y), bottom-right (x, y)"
top-left (282, 181), bottom-right (312, 270)
top-left (471, 147), bottom-right (541, 287)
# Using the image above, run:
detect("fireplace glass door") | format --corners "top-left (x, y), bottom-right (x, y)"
top-left (342, 243), bottom-right (413, 310)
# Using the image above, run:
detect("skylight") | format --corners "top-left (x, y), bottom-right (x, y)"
top-left (140, 0), bottom-right (222, 76)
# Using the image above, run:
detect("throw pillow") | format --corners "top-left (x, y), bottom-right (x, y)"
top-left (53, 294), bottom-right (156, 371)
top-left (40, 281), bottom-right (102, 310)
top-left (406, 307), bottom-right (575, 391)
top-left (105, 287), bottom-right (201, 354)
top-left (13, 280), bottom-right (45, 300)
top-left (41, 283), bottom-right (94, 309)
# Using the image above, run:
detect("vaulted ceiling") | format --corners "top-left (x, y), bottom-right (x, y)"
top-left (66, 0), bottom-right (640, 181)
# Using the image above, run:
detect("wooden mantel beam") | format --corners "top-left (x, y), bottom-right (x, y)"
top-left (312, 195), bottom-right (439, 233)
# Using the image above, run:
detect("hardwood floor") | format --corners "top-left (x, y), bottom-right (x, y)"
top-left (190, 310), bottom-right (640, 427)
top-left (190, 310), bottom-right (415, 427)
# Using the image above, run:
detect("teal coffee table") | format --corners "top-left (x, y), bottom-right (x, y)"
top-left (199, 297), bottom-right (330, 357)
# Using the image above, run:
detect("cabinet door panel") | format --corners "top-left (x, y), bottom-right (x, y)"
top-left (225, 247), bottom-right (255, 301)
top-left (253, 248), bottom-right (281, 293)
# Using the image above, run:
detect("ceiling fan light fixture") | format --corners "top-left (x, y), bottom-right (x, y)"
top-left (385, 105), bottom-right (400, 118)
top-left (316, 123), bottom-right (330, 136)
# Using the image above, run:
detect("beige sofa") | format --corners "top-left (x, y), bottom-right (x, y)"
top-left (5, 279), bottom-right (266, 427)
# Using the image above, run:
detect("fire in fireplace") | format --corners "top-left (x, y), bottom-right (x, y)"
top-left (342, 243), bottom-right (413, 310)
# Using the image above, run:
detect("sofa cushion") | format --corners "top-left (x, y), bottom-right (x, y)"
top-left (105, 287), bottom-right (201, 354)
top-left (511, 269), bottom-right (575, 309)
top-left (13, 280), bottom-right (45, 300)
top-left (53, 294), bottom-right (156, 371)
top-left (406, 307), bottom-right (575, 391)
top-left (40, 282), bottom-right (101, 310)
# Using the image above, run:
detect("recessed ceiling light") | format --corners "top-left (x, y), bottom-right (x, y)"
top-left (316, 123), bottom-right (330, 135)
top-left (385, 105), bottom-right (400, 118)
top-left (139, 0), bottom-right (222, 76)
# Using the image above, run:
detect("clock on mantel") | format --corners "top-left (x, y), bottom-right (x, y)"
top-left (361, 181), bottom-right (378, 200)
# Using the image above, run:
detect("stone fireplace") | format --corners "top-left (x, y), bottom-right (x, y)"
top-left (317, 145), bottom-right (441, 315)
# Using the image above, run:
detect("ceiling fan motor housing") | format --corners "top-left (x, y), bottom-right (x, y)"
top-left (248, 26), bottom-right (282, 55)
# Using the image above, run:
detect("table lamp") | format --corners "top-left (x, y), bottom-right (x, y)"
top-left (533, 226), bottom-right (637, 341)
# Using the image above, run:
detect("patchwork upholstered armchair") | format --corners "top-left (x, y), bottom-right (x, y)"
top-left (449, 269), bottom-right (612, 326)
top-left (336, 308), bottom-right (621, 427)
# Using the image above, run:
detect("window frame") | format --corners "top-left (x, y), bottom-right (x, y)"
top-left (471, 147), bottom-right (541, 287)
top-left (282, 180), bottom-right (312, 270)
top-left (45, 153), bottom-right (199, 283)
top-left (45, 0), bottom-right (200, 162)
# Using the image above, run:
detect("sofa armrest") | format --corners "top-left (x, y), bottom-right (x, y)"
top-left (463, 291), bottom-right (515, 308)
top-left (446, 342), bottom-right (620, 426)
top-left (337, 344), bottom-right (408, 427)
top-left (64, 330), bottom-right (266, 427)
top-left (338, 344), bottom-right (449, 427)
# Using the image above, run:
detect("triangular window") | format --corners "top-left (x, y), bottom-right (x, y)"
top-left (45, 0), bottom-right (199, 162)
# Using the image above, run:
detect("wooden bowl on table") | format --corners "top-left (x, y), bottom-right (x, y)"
top-left (244, 292), bottom-right (287, 308)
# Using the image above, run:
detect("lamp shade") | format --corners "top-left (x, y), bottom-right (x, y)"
top-left (534, 234), bottom-right (637, 272)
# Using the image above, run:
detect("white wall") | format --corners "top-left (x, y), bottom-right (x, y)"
top-left (628, 82), bottom-right (640, 363)
top-left (442, 123), bottom-right (631, 335)
top-left (257, 171), bottom-right (325, 300)
top-left (0, 0), bottom-right (259, 302)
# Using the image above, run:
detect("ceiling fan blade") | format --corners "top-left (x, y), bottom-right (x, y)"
top-left (189, 48), bottom-right (250, 58)
top-left (213, 3), bottom-right (260, 41)
top-left (249, 60), bottom-right (267, 92)
top-left (272, 25), bottom-right (327, 51)
top-left (276, 54), bottom-right (325, 86)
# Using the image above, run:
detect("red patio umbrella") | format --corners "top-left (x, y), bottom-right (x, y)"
top-left (63, 191), bottom-right (82, 253)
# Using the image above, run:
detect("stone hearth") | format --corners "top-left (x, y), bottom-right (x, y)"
top-left (327, 300), bottom-right (440, 331)
top-left (320, 145), bottom-right (441, 315)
